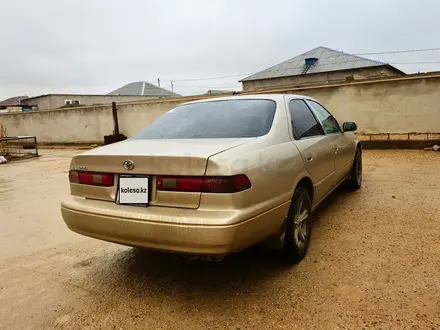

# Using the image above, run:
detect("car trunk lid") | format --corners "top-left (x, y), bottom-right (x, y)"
top-left (70, 138), bottom-right (254, 208)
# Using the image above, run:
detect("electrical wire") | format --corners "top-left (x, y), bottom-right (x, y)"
top-left (164, 59), bottom-right (440, 83)
top-left (389, 61), bottom-right (440, 64)
top-left (148, 47), bottom-right (440, 86)
top-left (167, 59), bottom-right (440, 86)
top-left (354, 47), bottom-right (440, 56)
top-left (173, 84), bottom-right (241, 88)
top-left (171, 73), bottom-right (253, 82)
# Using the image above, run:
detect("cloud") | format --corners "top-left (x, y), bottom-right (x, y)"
top-left (0, 0), bottom-right (439, 98)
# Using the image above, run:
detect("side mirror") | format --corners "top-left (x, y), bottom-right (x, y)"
top-left (342, 122), bottom-right (357, 132)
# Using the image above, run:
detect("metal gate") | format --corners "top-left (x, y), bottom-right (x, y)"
top-left (0, 136), bottom-right (38, 161)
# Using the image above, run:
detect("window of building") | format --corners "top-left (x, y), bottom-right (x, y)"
top-left (65, 100), bottom-right (80, 105)
top-left (289, 99), bottom-right (323, 139)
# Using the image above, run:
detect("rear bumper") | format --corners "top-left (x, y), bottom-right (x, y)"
top-left (61, 196), bottom-right (288, 255)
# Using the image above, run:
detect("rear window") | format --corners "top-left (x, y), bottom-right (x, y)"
top-left (132, 99), bottom-right (276, 139)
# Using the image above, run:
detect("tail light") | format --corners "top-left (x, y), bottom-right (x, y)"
top-left (156, 175), bottom-right (251, 193)
top-left (69, 171), bottom-right (114, 187)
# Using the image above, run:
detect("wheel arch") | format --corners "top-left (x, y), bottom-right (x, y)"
top-left (294, 175), bottom-right (314, 205)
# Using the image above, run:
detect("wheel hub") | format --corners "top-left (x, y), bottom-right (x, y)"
top-left (293, 200), bottom-right (309, 248)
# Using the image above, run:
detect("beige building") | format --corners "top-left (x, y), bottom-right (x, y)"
top-left (21, 94), bottom-right (161, 110)
top-left (240, 46), bottom-right (405, 91)
top-left (0, 96), bottom-right (32, 113)
top-left (22, 81), bottom-right (180, 110)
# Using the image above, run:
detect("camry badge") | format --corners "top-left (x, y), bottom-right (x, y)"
top-left (123, 160), bottom-right (135, 170)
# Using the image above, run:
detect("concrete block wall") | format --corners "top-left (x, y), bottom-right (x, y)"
top-left (0, 97), bottom-right (201, 144)
top-left (356, 133), bottom-right (440, 141)
top-left (292, 78), bottom-right (440, 134)
top-left (1, 74), bottom-right (440, 144)
top-left (116, 99), bottom-right (183, 137)
top-left (0, 105), bottom-right (114, 144)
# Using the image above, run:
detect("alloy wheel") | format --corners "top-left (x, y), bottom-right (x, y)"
top-left (293, 199), bottom-right (309, 249)
top-left (356, 153), bottom-right (362, 185)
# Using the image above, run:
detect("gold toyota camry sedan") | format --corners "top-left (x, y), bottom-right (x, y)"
top-left (61, 94), bottom-right (362, 263)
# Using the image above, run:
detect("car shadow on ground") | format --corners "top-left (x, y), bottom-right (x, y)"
top-left (77, 186), bottom-right (352, 310)
top-left (312, 185), bottom-right (353, 226)
top-left (93, 244), bottom-right (292, 296)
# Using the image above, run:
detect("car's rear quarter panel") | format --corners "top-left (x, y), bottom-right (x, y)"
top-left (201, 99), bottom-right (309, 241)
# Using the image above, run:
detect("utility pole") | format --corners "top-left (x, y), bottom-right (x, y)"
top-left (157, 78), bottom-right (161, 87)
top-left (171, 80), bottom-right (174, 92)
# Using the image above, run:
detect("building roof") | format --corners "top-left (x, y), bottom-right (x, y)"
top-left (0, 96), bottom-right (28, 107)
top-left (108, 81), bottom-right (180, 97)
top-left (241, 46), bottom-right (405, 82)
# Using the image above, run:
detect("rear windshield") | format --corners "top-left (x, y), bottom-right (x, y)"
top-left (132, 99), bottom-right (276, 139)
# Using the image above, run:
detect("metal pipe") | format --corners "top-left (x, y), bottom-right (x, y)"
top-left (111, 102), bottom-right (119, 136)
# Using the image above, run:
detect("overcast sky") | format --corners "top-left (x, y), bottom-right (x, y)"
top-left (1, 0), bottom-right (440, 98)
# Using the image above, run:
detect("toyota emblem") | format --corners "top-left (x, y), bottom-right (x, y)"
top-left (123, 160), bottom-right (135, 170)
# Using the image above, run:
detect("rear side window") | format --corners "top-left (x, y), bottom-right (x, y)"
top-left (289, 99), bottom-right (323, 139)
top-left (132, 99), bottom-right (276, 139)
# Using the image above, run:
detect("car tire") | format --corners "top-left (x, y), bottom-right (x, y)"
top-left (346, 147), bottom-right (362, 191)
top-left (282, 186), bottom-right (313, 264)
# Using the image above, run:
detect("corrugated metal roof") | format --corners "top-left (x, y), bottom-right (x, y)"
top-left (108, 81), bottom-right (180, 97)
top-left (241, 46), bottom-right (401, 82)
top-left (0, 96), bottom-right (28, 107)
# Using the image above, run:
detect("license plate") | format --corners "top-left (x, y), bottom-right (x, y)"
top-left (117, 175), bottom-right (149, 206)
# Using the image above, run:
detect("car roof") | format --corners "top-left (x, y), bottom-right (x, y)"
top-left (183, 93), bottom-right (317, 105)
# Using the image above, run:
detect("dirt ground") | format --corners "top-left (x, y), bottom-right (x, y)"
top-left (0, 149), bottom-right (439, 329)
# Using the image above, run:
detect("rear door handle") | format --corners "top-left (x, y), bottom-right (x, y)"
top-left (333, 145), bottom-right (339, 153)
top-left (305, 154), bottom-right (313, 162)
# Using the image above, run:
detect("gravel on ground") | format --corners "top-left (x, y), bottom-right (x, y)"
top-left (0, 149), bottom-right (439, 329)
